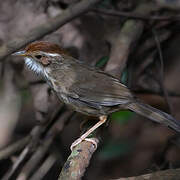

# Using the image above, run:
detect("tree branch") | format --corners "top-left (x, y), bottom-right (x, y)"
top-left (0, 0), bottom-right (101, 61)
top-left (16, 111), bottom-right (74, 180)
top-left (105, 19), bottom-right (144, 78)
top-left (92, 8), bottom-right (180, 21)
top-left (0, 136), bottom-right (30, 160)
top-left (117, 168), bottom-right (180, 180)
top-left (59, 138), bottom-right (99, 180)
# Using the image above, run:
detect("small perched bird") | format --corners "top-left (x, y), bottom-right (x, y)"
top-left (13, 41), bottom-right (180, 150)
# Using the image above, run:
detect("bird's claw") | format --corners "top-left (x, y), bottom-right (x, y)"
top-left (70, 137), bottom-right (83, 151)
top-left (70, 137), bottom-right (98, 151)
top-left (84, 138), bottom-right (98, 149)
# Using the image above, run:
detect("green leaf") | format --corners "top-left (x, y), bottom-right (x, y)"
top-left (121, 68), bottom-right (128, 84)
top-left (99, 140), bottom-right (133, 160)
top-left (96, 56), bottom-right (109, 68)
top-left (110, 110), bottom-right (134, 124)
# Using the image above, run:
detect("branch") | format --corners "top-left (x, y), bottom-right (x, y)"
top-left (0, 136), bottom-right (30, 160)
top-left (117, 168), bottom-right (180, 180)
top-left (105, 19), bottom-right (144, 78)
top-left (3, 146), bottom-right (30, 180)
top-left (155, 0), bottom-right (180, 10)
top-left (152, 29), bottom-right (174, 115)
top-left (2, 104), bottom-right (64, 180)
top-left (134, 89), bottom-right (180, 98)
top-left (59, 138), bottom-right (99, 180)
top-left (92, 8), bottom-right (180, 21)
top-left (29, 153), bottom-right (57, 180)
top-left (16, 111), bottom-right (74, 180)
top-left (104, 3), bottom-right (162, 78)
top-left (135, 29), bottom-right (171, 60)
top-left (0, 0), bottom-right (101, 61)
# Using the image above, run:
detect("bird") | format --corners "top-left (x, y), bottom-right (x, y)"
top-left (12, 41), bottom-right (180, 150)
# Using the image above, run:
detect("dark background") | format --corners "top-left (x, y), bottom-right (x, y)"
top-left (1, 0), bottom-right (180, 179)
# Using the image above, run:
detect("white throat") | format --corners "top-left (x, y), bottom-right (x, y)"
top-left (24, 57), bottom-right (50, 80)
top-left (25, 57), bottom-right (43, 74)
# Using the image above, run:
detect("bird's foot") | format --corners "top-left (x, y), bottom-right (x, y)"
top-left (70, 115), bottom-right (107, 151)
top-left (70, 137), bottom-right (97, 151)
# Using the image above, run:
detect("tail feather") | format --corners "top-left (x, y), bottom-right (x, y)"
top-left (127, 102), bottom-right (180, 133)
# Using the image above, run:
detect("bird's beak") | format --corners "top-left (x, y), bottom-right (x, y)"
top-left (12, 50), bottom-right (27, 57)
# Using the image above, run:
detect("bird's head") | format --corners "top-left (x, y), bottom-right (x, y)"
top-left (12, 41), bottom-right (67, 75)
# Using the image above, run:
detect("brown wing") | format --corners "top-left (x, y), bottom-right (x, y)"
top-left (69, 64), bottom-right (133, 107)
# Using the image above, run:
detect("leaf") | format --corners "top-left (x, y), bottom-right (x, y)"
top-left (121, 68), bottom-right (128, 84)
top-left (110, 110), bottom-right (134, 124)
top-left (99, 140), bottom-right (133, 160)
top-left (95, 56), bottom-right (109, 68)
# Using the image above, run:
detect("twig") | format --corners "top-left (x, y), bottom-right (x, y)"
top-left (92, 8), bottom-right (180, 21)
top-left (134, 92), bottom-right (177, 111)
top-left (133, 89), bottom-right (180, 98)
top-left (133, 51), bottom-right (157, 83)
top-left (152, 29), bottom-right (174, 115)
top-left (16, 110), bottom-right (74, 180)
top-left (29, 153), bottom-right (57, 180)
top-left (155, 0), bottom-right (180, 10)
top-left (59, 138), bottom-right (99, 180)
top-left (135, 30), bottom-right (171, 61)
top-left (0, 0), bottom-right (102, 61)
top-left (0, 136), bottom-right (30, 160)
top-left (104, 2), bottom-right (160, 78)
top-left (2, 103), bottom-right (64, 180)
top-left (16, 137), bottom-right (53, 180)
top-left (2, 146), bottom-right (30, 180)
top-left (105, 19), bottom-right (144, 78)
top-left (117, 167), bottom-right (180, 180)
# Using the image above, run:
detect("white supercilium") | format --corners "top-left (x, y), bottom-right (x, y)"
top-left (43, 52), bottom-right (61, 57)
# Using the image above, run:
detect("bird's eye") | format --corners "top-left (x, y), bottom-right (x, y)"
top-left (35, 55), bottom-right (42, 59)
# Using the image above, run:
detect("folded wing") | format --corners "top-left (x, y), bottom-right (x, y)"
top-left (69, 67), bottom-right (133, 108)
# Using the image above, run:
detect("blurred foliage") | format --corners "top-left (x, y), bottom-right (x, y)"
top-left (99, 140), bottom-right (134, 160)
top-left (99, 0), bottom-right (114, 8)
top-left (0, 80), bottom-right (2, 90)
top-left (96, 56), bottom-right (109, 68)
top-left (121, 68), bottom-right (128, 84)
top-left (110, 110), bottom-right (134, 125)
top-left (20, 89), bottom-right (32, 104)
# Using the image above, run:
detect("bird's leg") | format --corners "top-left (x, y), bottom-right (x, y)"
top-left (70, 115), bottom-right (107, 151)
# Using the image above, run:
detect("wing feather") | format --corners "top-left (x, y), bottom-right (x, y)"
top-left (69, 65), bottom-right (133, 107)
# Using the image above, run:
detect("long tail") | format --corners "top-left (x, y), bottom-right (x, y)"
top-left (127, 101), bottom-right (180, 133)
